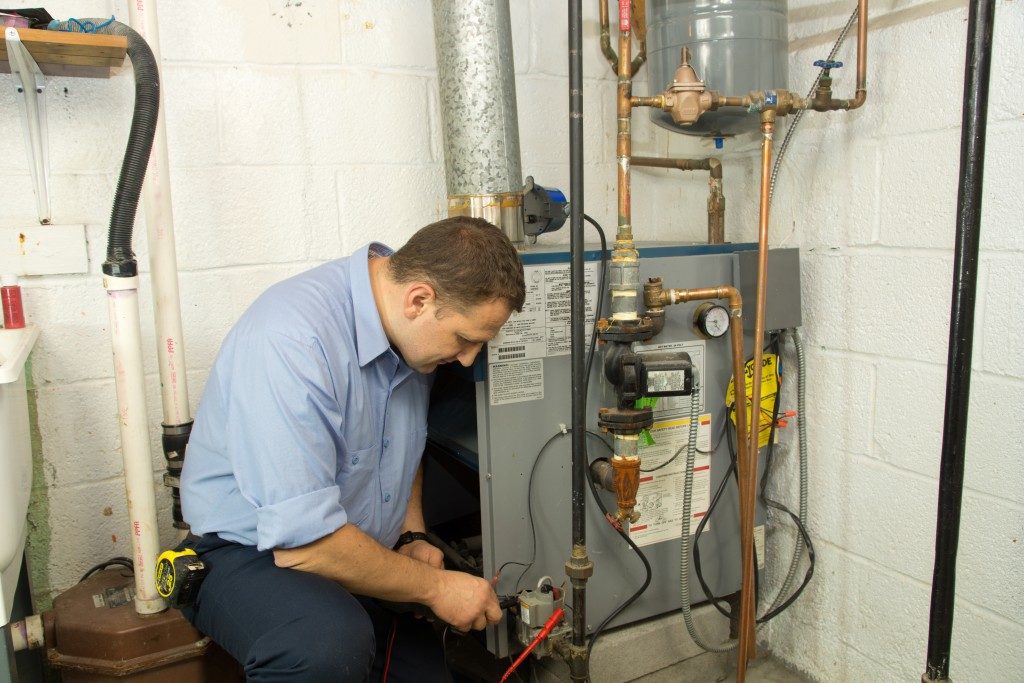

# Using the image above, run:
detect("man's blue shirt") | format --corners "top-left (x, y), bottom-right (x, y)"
top-left (181, 243), bottom-right (432, 551)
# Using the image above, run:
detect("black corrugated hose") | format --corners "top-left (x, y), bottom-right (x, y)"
top-left (48, 18), bottom-right (159, 277)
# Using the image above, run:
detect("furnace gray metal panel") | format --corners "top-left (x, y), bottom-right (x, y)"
top-left (435, 243), bottom-right (799, 656)
top-left (737, 247), bottom-right (802, 332)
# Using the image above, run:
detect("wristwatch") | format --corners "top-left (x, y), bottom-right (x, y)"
top-left (392, 531), bottom-right (431, 550)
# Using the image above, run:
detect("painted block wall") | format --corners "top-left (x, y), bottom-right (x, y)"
top-left (0, 0), bottom-right (701, 610)
top-left (761, 1), bottom-right (1024, 681)
top-left (0, 1), bottom-right (1019, 681)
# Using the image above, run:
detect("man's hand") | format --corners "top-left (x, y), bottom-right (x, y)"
top-left (426, 571), bottom-right (503, 632)
top-left (396, 539), bottom-right (444, 569)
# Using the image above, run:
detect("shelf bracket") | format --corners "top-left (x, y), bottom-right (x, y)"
top-left (5, 27), bottom-right (51, 225)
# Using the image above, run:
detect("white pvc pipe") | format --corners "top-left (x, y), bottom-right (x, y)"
top-left (126, 0), bottom-right (191, 428)
top-left (104, 275), bottom-right (166, 614)
top-left (9, 614), bottom-right (44, 651)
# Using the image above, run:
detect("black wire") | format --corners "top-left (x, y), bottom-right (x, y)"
top-left (582, 213), bottom-right (608, 394)
top-left (582, 434), bottom-right (652, 660)
top-left (691, 334), bottom-right (815, 623)
top-left (510, 215), bottom-right (607, 592)
top-left (514, 430), bottom-right (569, 592)
top-left (79, 556), bottom-right (133, 583)
top-left (639, 443), bottom-right (687, 473)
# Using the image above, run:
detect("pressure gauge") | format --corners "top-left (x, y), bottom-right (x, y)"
top-left (694, 303), bottom-right (730, 339)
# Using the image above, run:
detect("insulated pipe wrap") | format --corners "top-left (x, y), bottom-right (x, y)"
top-left (432, 0), bottom-right (522, 196)
top-left (49, 19), bottom-right (159, 276)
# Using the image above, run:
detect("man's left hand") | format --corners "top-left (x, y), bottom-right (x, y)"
top-left (397, 539), bottom-right (444, 569)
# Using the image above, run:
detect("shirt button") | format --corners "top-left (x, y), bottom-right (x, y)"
top-left (383, 438), bottom-right (390, 448)
top-left (384, 494), bottom-right (392, 503)
top-left (352, 456), bottom-right (360, 464)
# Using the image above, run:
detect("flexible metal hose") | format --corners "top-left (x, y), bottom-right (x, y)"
top-left (768, 5), bottom-right (859, 208)
top-left (48, 19), bottom-right (159, 277)
top-left (678, 370), bottom-right (737, 652)
top-left (765, 328), bottom-right (810, 614)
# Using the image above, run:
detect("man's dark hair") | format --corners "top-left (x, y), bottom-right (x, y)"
top-left (389, 217), bottom-right (526, 312)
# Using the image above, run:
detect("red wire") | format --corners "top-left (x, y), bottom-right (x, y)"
top-left (381, 617), bottom-right (398, 682)
top-left (499, 607), bottom-right (565, 683)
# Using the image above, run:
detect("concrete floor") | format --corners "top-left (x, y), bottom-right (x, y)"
top-left (447, 605), bottom-right (815, 683)
top-left (633, 655), bottom-right (811, 683)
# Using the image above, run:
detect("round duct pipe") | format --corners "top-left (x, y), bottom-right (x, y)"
top-left (647, 0), bottom-right (789, 137)
top-left (432, 0), bottom-right (525, 243)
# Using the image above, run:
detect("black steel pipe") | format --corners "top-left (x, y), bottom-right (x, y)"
top-left (923, 1), bottom-right (995, 681)
top-left (568, 1), bottom-right (589, 680)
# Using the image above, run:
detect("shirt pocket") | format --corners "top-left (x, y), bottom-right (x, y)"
top-left (337, 444), bottom-right (377, 528)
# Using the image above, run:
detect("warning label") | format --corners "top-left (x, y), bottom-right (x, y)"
top-left (489, 359), bottom-right (544, 406)
top-left (629, 413), bottom-right (713, 548)
top-left (488, 261), bottom-right (600, 364)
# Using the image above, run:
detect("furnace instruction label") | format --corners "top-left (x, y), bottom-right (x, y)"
top-left (488, 261), bottom-right (600, 364)
top-left (629, 413), bottom-right (712, 548)
top-left (488, 359), bottom-right (544, 406)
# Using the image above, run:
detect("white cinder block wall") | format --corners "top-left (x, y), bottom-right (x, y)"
top-left (1, 0), bottom-right (1020, 680)
top-left (765, 1), bottom-right (1024, 682)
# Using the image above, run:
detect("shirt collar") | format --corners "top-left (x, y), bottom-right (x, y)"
top-left (349, 242), bottom-right (395, 368)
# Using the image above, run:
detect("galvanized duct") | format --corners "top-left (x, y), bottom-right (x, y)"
top-left (432, 0), bottom-right (524, 243)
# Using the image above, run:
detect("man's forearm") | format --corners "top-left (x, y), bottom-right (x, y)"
top-left (273, 523), bottom-right (441, 604)
top-left (401, 463), bottom-right (427, 533)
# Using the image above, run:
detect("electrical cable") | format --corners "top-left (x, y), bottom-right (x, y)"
top-left (690, 333), bottom-right (815, 624)
top-left (676, 370), bottom-right (740, 652)
top-left (769, 4), bottom-right (860, 208)
top-left (582, 434), bottom-right (652, 661)
top-left (511, 215), bottom-right (607, 592)
top-left (582, 213), bottom-right (608, 393)
top-left (691, 336), bottom-right (778, 621)
top-left (79, 556), bottom-right (133, 583)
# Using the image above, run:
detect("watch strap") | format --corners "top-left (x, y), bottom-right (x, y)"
top-left (392, 531), bottom-right (431, 550)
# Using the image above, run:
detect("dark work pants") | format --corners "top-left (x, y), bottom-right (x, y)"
top-left (178, 534), bottom-right (451, 683)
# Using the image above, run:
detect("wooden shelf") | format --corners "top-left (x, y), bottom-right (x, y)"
top-left (1, 27), bottom-right (127, 79)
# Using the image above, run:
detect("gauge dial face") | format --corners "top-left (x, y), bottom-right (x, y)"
top-left (696, 303), bottom-right (730, 338)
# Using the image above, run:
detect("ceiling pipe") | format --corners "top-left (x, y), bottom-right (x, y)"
top-left (432, 0), bottom-right (525, 244)
top-left (922, 1), bottom-right (995, 681)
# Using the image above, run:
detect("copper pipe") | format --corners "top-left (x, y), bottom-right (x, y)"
top-left (599, 0), bottom-right (648, 77)
top-left (851, 0), bottom-right (868, 109)
top-left (733, 111), bottom-right (776, 682)
top-left (811, 0), bottom-right (869, 110)
top-left (715, 95), bottom-right (751, 108)
top-left (630, 95), bottom-right (664, 108)
top-left (632, 156), bottom-right (725, 243)
top-left (616, 0), bottom-right (633, 246)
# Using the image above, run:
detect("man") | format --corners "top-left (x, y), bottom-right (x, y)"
top-left (179, 217), bottom-right (526, 681)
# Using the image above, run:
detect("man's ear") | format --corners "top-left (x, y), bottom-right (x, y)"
top-left (402, 282), bottom-right (436, 320)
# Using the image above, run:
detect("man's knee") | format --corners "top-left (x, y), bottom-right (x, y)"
top-left (244, 606), bottom-right (375, 682)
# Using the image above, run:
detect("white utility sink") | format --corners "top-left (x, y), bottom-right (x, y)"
top-left (0, 324), bottom-right (39, 626)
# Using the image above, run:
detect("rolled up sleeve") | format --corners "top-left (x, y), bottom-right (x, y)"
top-left (223, 329), bottom-right (349, 550)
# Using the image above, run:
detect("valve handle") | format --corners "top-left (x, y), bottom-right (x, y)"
top-left (813, 59), bottom-right (844, 69)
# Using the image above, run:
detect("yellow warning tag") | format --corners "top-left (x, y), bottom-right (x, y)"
top-left (725, 353), bottom-right (779, 449)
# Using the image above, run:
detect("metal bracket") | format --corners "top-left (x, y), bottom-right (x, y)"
top-left (5, 27), bottom-right (50, 224)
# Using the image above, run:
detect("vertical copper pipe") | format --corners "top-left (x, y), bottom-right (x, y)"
top-left (616, 1), bottom-right (633, 246)
top-left (850, 0), bottom-right (869, 109)
top-left (736, 111), bottom-right (775, 681)
top-left (598, 0), bottom-right (618, 73)
top-left (630, 156), bottom-right (726, 244)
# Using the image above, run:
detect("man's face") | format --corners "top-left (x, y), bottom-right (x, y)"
top-left (401, 298), bottom-right (512, 374)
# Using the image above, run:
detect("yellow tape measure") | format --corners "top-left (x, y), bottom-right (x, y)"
top-left (155, 548), bottom-right (207, 608)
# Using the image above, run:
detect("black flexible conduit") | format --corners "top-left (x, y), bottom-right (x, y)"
top-left (567, 1), bottom-right (589, 681)
top-left (49, 19), bottom-right (160, 278)
top-left (924, 1), bottom-right (995, 681)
